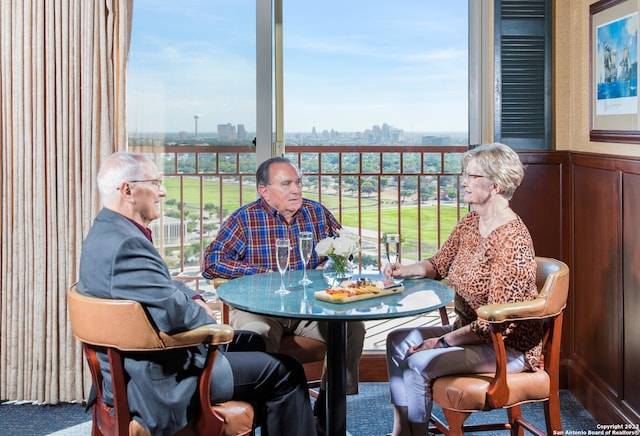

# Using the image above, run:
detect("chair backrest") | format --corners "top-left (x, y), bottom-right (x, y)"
top-left (534, 256), bottom-right (570, 316)
top-left (477, 256), bottom-right (570, 322)
top-left (68, 285), bottom-right (167, 350)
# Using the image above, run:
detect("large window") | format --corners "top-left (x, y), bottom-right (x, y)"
top-left (283, 1), bottom-right (469, 146)
top-left (128, 0), bottom-right (256, 146)
top-left (128, 1), bottom-right (468, 147)
top-left (127, 1), bottom-right (470, 277)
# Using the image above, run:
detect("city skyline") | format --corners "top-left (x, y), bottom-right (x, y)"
top-left (127, 1), bottom-right (468, 134)
top-left (128, 120), bottom-right (467, 139)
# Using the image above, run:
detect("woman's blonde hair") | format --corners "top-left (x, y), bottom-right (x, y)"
top-left (462, 143), bottom-right (524, 200)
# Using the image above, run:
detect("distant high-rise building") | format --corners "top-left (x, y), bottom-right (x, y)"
top-left (237, 124), bottom-right (247, 140)
top-left (391, 128), bottom-right (404, 143)
top-left (382, 123), bottom-right (391, 140)
top-left (372, 125), bottom-right (382, 142)
top-left (217, 123), bottom-right (236, 141)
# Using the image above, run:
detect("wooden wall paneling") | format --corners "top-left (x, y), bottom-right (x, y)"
top-left (513, 151), bottom-right (572, 385)
top-left (622, 173), bottom-right (640, 420)
top-left (511, 153), bottom-right (566, 259)
top-left (571, 162), bottom-right (623, 424)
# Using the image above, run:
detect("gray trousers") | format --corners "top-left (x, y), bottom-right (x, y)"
top-left (229, 307), bottom-right (366, 394)
top-left (386, 325), bottom-right (526, 423)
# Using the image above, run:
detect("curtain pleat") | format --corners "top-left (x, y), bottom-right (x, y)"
top-left (0, 0), bottom-right (132, 403)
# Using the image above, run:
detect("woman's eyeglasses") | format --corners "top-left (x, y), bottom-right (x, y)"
top-left (462, 173), bottom-right (486, 181)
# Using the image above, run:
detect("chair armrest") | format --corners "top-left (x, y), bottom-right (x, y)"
top-left (477, 298), bottom-right (552, 323)
top-left (478, 299), bottom-right (548, 407)
top-left (211, 277), bottom-right (229, 288)
top-left (485, 326), bottom-right (509, 408)
top-left (161, 324), bottom-right (235, 349)
top-left (475, 301), bottom-right (535, 408)
top-left (206, 277), bottom-right (231, 323)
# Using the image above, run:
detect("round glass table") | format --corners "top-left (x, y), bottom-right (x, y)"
top-left (216, 269), bottom-right (454, 436)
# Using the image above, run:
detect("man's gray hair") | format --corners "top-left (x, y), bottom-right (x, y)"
top-left (97, 152), bottom-right (147, 206)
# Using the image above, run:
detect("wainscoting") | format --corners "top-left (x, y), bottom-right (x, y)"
top-left (512, 151), bottom-right (639, 425)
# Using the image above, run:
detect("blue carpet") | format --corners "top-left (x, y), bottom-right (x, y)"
top-left (0, 401), bottom-right (91, 435)
top-left (338, 383), bottom-right (600, 435)
top-left (1, 383), bottom-right (599, 435)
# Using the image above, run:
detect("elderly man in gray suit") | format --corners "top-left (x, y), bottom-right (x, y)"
top-left (77, 152), bottom-right (317, 436)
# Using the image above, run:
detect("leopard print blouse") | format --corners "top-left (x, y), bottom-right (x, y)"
top-left (430, 211), bottom-right (543, 370)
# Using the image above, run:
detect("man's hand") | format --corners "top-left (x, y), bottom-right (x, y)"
top-left (195, 298), bottom-right (217, 320)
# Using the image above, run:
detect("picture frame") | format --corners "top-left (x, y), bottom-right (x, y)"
top-left (590, 0), bottom-right (640, 143)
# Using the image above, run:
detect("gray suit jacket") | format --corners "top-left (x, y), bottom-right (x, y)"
top-left (77, 208), bottom-right (232, 435)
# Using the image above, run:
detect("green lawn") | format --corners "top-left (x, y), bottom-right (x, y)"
top-left (162, 177), bottom-right (465, 260)
top-left (164, 177), bottom-right (255, 213)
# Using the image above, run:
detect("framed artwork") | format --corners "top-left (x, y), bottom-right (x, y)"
top-left (590, 0), bottom-right (639, 143)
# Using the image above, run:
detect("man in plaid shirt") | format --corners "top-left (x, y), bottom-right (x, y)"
top-left (202, 156), bottom-right (366, 427)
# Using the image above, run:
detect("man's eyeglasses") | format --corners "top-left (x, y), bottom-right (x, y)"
top-left (117, 179), bottom-right (164, 190)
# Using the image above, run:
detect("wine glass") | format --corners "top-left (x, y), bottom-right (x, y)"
top-left (275, 238), bottom-right (291, 295)
top-left (298, 231), bottom-right (313, 285)
top-left (385, 233), bottom-right (401, 269)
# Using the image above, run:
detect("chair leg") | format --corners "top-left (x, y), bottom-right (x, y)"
top-left (507, 405), bottom-right (525, 436)
top-left (91, 419), bottom-right (102, 436)
top-left (545, 396), bottom-right (563, 435)
top-left (438, 306), bottom-right (450, 325)
top-left (441, 409), bottom-right (471, 436)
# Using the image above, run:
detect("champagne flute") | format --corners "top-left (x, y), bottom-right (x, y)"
top-left (298, 231), bottom-right (314, 285)
top-left (275, 238), bottom-right (290, 295)
top-left (385, 233), bottom-right (401, 269)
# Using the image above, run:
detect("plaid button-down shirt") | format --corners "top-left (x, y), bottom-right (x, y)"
top-left (202, 198), bottom-right (341, 279)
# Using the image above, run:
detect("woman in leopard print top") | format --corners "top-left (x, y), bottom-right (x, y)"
top-left (384, 143), bottom-right (542, 436)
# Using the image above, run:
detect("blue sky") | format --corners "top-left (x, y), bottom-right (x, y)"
top-left (127, 1), bottom-right (468, 134)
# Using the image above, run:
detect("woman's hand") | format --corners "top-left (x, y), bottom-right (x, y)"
top-left (383, 262), bottom-right (394, 279)
top-left (407, 337), bottom-right (440, 356)
top-left (383, 262), bottom-right (408, 279)
top-left (384, 259), bottom-right (434, 280)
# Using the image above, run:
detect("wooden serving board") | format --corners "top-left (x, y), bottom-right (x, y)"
top-left (314, 284), bottom-right (404, 304)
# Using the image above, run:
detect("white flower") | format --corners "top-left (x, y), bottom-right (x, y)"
top-left (315, 237), bottom-right (335, 256)
top-left (315, 229), bottom-right (361, 258)
top-left (332, 237), bottom-right (353, 256)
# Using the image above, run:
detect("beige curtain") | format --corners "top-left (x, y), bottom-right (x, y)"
top-left (0, 0), bottom-right (132, 403)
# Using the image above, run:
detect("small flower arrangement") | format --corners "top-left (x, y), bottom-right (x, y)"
top-left (315, 228), bottom-right (361, 276)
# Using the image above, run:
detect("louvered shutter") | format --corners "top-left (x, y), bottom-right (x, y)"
top-left (495, 0), bottom-right (551, 150)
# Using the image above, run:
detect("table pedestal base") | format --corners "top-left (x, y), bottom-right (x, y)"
top-left (325, 320), bottom-right (347, 436)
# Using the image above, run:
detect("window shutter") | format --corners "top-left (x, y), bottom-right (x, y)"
top-left (495, 0), bottom-right (551, 150)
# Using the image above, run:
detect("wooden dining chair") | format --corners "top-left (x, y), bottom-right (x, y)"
top-left (429, 256), bottom-right (570, 436)
top-left (67, 286), bottom-right (255, 436)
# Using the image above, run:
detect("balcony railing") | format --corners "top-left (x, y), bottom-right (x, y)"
top-left (129, 144), bottom-right (469, 277)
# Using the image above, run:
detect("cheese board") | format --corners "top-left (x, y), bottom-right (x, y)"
top-left (314, 277), bottom-right (404, 304)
